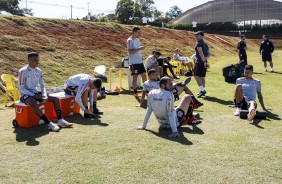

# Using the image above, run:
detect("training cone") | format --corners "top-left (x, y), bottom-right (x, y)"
top-left (114, 86), bottom-right (121, 93)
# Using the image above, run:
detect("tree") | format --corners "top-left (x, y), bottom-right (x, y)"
top-left (116, 0), bottom-right (134, 24)
top-left (136, 0), bottom-right (155, 17)
top-left (0, 0), bottom-right (33, 15)
top-left (166, 5), bottom-right (182, 19)
top-left (105, 13), bottom-right (117, 22)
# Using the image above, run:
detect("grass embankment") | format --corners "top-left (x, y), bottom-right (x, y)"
top-left (0, 16), bottom-right (281, 184)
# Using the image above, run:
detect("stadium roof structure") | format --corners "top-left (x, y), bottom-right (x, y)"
top-left (170, 0), bottom-right (282, 24)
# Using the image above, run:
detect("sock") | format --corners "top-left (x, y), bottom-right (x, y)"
top-left (187, 105), bottom-right (194, 118)
top-left (191, 95), bottom-right (199, 103)
top-left (271, 67), bottom-right (274, 71)
top-left (200, 86), bottom-right (204, 92)
top-left (40, 115), bottom-right (50, 124)
top-left (55, 109), bottom-right (62, 120)
top-left (93, 102), bottom-right (97, 109)
top-left (203, 87), bottom-right (206, 91)
top-left (134, 89), bottom-right (137, 94)
top-left (265, 67), bottom-right (267, 70)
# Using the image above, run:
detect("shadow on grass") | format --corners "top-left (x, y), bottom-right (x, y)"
top-left (145, 128), bottom-right (193, 145)
top-left (250, 119), bottom-right (265, 129)
top-left (13, 125), bottom-right (51, 146)
top-left (203, 96), bottom-right (234, 106)
top-left (67, 114), bottom-right (109, 127)
top-left (253, 72), bottom-right (266, 75)
top-left (145, 125), bottom-right (204, 145)
top-left (266, 111), bottom-right (281, 121)
top-left (271, 71), bottom-right (282, 75)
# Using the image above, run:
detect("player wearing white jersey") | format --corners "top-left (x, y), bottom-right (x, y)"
top-left (174, 48), bottom-right (193, 75)
top-left (137, 77), bottom-right (202, 138)
top-left (138, 69), bottom-right (203, 109)
top-left (64, 74), bottom-right (102, 118)
top-left (18, 52), bottom-right (73, 131)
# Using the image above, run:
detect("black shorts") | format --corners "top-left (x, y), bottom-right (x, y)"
top-left (172, 88), bottom-right (179, 101)
top-left (130, 64), bottom-right (146, 75)
top-left (194, 61), bottom-right (207, 78)
top-left (235, 98), bottom-right (257, 110)
top-left (176, 108), bottom-right (186, 126)
top-left (20, 92), bottom-right (43, 105)
top-left (64, 86), bottom-right (78, 96)
top-left (262, 54), bottom-right (272, 62)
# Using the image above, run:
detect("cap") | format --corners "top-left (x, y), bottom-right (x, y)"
top-left (194, 31), bottom-right (204, 36)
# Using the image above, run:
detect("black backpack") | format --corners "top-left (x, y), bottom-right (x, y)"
top-left (222, 61), bottom-right (246, 83)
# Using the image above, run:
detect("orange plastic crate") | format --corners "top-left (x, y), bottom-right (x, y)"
top-left (49, 92), bottom-right (80, 119)
top-left (14, 101), bottom-right (54, 128)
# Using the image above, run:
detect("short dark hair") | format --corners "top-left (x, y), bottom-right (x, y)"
top-left (263, 35), bottom-right (268, 38)
top-left (132, 27), bottom-right (140, 33)
top-left (166, 57), bottom-right (171, 60)
top-left (195, 31), bottom-right (204, 36)
top-left (28, 52), bottom-right (39, 60)
top-left (148, 69), bottom-right (157, 76)
top-left (159, 77), bottom-right (171, 87)
top-left (93, 78), bottom-right (102, 89)
top-left (245, 65), bottom-right (253, 71)
top-left (152, 50), bottom-right (156, 55)
top-left (240, 34), bottom-right (246, 38)
top-left (155, 51), bottom-right (161, 56)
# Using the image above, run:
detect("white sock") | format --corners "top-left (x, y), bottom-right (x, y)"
top-left (203, 87), bottom-right (206, 91)
top-left (271, 68), bottom-right (274, 71)
top-left (200, 86), bottom-right (204, 91)
top-left (265, 67), bottom-right (267, 70)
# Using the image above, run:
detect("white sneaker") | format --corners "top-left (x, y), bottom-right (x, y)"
top-left (58, 119), bottom-right (73, 128)
top-left (48, 122), bottom-right (60, 131)
top-left (234, 108), bottom-right (241, 116)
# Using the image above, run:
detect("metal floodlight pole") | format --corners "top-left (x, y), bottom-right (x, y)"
top-left (26, 0), bottom-right (27, 9)
top-left (71, 5), bottom-right (72, 19)
top-left (87, 2), bottom-right (90, 14)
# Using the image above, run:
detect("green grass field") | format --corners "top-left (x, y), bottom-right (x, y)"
top-left (0, 50), bottom-right (282, 184)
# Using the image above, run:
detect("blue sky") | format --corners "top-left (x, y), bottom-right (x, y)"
top-left (19, 0), bottom-right (211, 19)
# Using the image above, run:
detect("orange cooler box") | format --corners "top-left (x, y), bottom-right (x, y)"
top-left (49, 92), bottom-right (80, 118)
top-left (14, 101), bottom-right (54, 128)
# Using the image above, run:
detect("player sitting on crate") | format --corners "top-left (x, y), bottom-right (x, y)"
top-left (234, 65), bottom-right (267, 121)
top-left (63, 74), bottom-right (102, 119)
top-left (18, 52), bottom-right (73, 131)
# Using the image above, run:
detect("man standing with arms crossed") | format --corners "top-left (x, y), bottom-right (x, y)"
top-left (260, 35), bottom-right (275, 72)
top-left (194, 31), bottom-right (211, 98)
top-left (127, 27), bottom-right (147, 98)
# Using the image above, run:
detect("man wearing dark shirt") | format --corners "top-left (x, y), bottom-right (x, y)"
top-left (237, 35), bottom-right (247, 64)
top-left (194, 31), bottom-right (210, 98)
top-left (259, 35), bottom-right (275, 72)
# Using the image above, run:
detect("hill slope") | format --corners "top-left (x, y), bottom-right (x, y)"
top-left (0, 16), bottom-right (281, 89)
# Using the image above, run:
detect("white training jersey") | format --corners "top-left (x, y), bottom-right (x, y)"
top-left (142, 89), bottom-right (178, 133)
top-left (145, 55), bottom-right (157, 69)
top-left (127, 37), bottom-right (143, 65)
top-left (18, 65), bottom-right (46, 97)
top-left (142, 17), bottom-right (148, 24)
top-left (64, 74), bottom-right (94, 111)
top-left (173, 53), bottom-right (188, 61)
top-left (143, 80), bottom-right (159, 92)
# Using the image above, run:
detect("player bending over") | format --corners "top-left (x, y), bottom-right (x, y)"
top-left (64, 74), bottom-right (102, 119)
